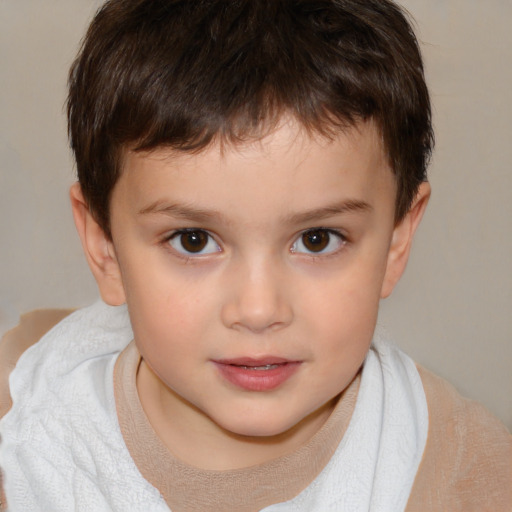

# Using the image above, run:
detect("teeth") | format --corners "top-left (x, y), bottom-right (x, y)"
top-left (239, 364), bottom-right (280, 370)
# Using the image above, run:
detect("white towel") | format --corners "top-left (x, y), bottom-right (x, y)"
top-left (0, 300), bottom-right (428, 511)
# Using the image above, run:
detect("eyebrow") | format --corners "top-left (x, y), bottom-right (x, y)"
top-left (138, 201), bottom-right (221, 222)
top-left (139, 198), bottom-right (372, 225)
top-left (286, 200), bottom-right (373, 224)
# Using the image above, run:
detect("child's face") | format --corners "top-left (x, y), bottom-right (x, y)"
top-left (87, 119), bottom-right (425, 441)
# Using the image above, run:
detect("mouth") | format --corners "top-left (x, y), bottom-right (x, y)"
top-left (235, 363), bottom-right (282, 370)
top-left (212, 357), bottom-right (301, 391)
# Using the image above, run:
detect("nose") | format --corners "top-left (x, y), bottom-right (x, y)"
top-left (221, 259), bottom-right (293, 333)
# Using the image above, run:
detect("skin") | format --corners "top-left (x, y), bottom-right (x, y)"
top-left (71, 119), bottom-right (429, 470)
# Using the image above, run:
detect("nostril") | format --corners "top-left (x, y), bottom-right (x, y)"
top-left (221, 293), bottom-right (293, 333)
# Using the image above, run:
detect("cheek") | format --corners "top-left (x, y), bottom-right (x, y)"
top-left (131, 288), bottom-right (210, 340)
top-left (299, 260), bottom-right (383, 355)
top-left (128, 290), bottom-right (212, 385)
top-left (120, 257), bottom-right (216, 352)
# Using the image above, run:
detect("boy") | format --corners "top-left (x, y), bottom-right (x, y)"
top-left (0, 0), bottom-right (510, 510)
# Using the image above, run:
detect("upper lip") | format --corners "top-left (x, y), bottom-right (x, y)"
top-left (213, 357), bottom-right (298, 366)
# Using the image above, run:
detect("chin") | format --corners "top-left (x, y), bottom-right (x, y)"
top-left (215, 412), bottom-right (300, 439)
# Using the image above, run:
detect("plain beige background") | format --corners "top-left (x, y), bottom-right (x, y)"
top-left (0, 1), bottom-right (511, 429)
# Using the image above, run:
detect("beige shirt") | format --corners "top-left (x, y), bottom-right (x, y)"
top-left (1, 310), bottom-right (511, 511)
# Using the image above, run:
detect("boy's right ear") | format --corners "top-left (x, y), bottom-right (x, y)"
top-left (69, 183), bottom-right (126, 306)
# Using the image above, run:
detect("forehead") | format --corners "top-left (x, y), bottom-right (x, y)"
top-left (113, 119), bottom-right (396, 225)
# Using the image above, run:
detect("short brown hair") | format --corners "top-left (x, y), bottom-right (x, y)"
top-left (68, 0), bottom-right (433, 236)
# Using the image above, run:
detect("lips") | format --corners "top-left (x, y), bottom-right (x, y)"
top-left (212, 357), bottom-right (301, 392)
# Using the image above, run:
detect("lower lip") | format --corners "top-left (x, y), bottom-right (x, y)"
top-left (213, 362), bottom-right (301, 391)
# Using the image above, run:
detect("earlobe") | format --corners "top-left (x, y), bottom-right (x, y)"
top-left (69, 183), bottom-right (126, 306)
top-left (380, 182), bottom-right (431, 298)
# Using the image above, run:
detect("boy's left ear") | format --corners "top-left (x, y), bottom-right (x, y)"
top-left (380, 182), bottom-right (431, 298)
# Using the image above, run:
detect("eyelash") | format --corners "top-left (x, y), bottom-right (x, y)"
top-left (290, 228), bottom-right (347, 257)
top-left (165, 228), bottom-right (221, 257)
top-left (162, 227), bottom-right (348, 258)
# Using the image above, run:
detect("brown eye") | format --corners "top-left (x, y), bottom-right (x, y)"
top-left (168, 230), bottom-right (220, 255)
top-left (302, 230), bottom-right (330, 252)
top-left (291, 229), bottom-right (345, 255)
top-left (180, 231), bottom-right (208, 252)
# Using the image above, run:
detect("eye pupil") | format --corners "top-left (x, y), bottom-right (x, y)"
top-left (302, 230), bottom-right (329, 252)
top-left (181, 231), bottom-right (208, 252)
